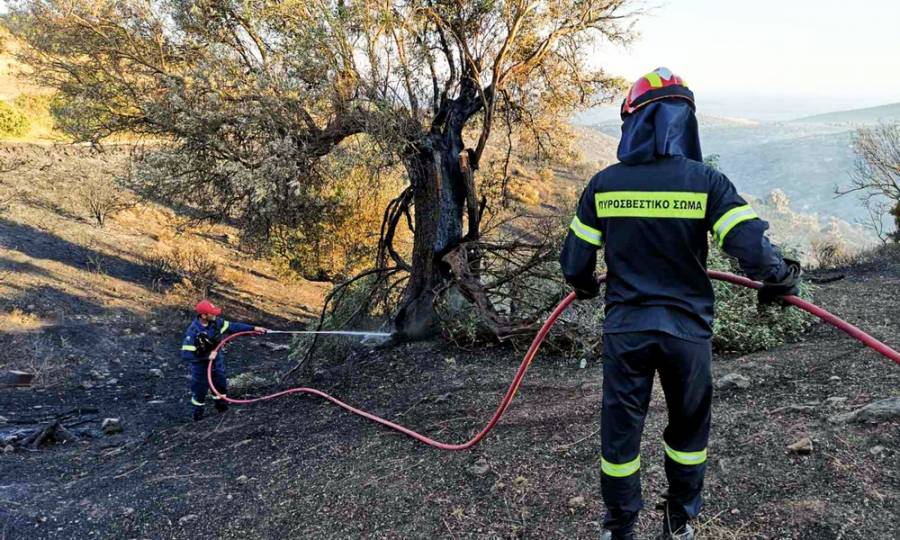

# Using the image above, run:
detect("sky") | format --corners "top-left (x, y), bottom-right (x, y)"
top-left (589, 0), bottom-right (900, 121)
top-left (2, 0), bottom-right (897, 121)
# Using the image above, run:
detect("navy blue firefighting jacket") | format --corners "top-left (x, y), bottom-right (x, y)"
top-left (181, 317), bottom-right (254, 362)
top-left (560, 100), bottom-right (790, 342)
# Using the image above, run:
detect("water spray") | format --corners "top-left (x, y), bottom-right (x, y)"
top-left (266, 330), bottom-right (394, 338)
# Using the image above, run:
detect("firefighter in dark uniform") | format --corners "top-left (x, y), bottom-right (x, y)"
top-left (181, 300), bottom-right (268, 421)
top-left (560, 68), bottom-right (801, 540)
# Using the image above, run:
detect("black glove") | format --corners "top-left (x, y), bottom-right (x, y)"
top-left (574, 281), bottom-right (600, 300)
top-left (194, 333), bottom-right (220, 360)
top-left (758, 257), bottom-right (802, 306)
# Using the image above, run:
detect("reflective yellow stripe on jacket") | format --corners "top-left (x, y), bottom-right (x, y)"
top-left (711, 204), bottom-right (757, 247)
top-left (570, 216), bottom-right (603, 246)
top-left (595, 191), bottom-right (707, 219)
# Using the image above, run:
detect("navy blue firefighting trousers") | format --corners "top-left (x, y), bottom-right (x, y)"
top-left (600, 331), bottom-right (711, 533)
top-left (190, 357), bottom-right (227, 408)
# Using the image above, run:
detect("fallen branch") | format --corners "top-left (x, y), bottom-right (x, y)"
top-left (808, 274), bottom-right (845, 284)
top-left (20, 421), bottom-right (77, 449)
top-left (441, 242), bottom-right (564, 340)
top-left (554, 426), bottom-right (602, 451)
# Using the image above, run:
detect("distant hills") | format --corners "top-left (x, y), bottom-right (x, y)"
top-left (573, 109), bottom-right (759, 129)
top-left (792, 102), bottom-right (900, 125)
top-left (575, 101), bottom-right (900, 231)
top-left (561, 121), bottom-right (877, 263)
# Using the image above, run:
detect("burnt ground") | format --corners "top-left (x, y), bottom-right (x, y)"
top-left (1, 246), bottom-right (898, 540)
top-left (0, 143), bottom-right (898, 539)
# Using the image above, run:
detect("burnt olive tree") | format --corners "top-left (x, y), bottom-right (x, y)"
top-left (10, 0), bottom-right (638, 338)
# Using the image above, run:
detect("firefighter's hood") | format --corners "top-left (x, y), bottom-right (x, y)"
top-left (616, 100), bottom-right (702, 165)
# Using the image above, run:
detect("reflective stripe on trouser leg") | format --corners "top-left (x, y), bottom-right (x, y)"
top-left (600, 455), bottom-right (641, 477)
top-left (600, 332), bottom-right (658, 534)
top-left (656, 334), bottom-right (712, 519)
top-left (664, 443), bottom-right (707, 466)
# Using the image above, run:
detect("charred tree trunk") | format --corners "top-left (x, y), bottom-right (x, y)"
top-left (393, 80), bottom-right (488, 340)
top-left (394, 135), bottom-right (468, 339)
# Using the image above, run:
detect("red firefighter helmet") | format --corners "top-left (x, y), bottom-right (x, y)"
top-left (621, 67), bottom-right (694, 117)
top-left (195, 299), bottom-right (222, 316)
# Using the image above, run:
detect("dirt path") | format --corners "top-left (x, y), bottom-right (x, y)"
top-left (2, 248), bottom-right (898, 539)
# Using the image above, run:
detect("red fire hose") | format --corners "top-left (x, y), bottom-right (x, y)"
top-left (208, 270), bottom-right (900, 450)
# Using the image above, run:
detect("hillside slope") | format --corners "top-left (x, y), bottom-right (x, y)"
top-left (1, 140), bottom-right (898, 538)
top-left (0, 143), bottom-right (326, 386)
top-left (793, 103), bottom-right (900, 125)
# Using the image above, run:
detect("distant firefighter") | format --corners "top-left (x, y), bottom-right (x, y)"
top-left (180, 300), bottom-right (268, 421)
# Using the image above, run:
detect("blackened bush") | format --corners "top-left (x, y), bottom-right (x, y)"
top-left (148, 246), bottom-right (219, 297)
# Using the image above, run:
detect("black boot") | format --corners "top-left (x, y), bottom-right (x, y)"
top-left (660, 503), bottom-right (694, 540)
top-left (214, 400), bottom-right (228, 413)
top-left (192, 405), bottom-right (205, 421)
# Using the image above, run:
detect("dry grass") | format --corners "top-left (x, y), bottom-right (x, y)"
top-left (1, 306), bottom-right (44, 330)
top-left (0, 143), bottom-right (326, 385)
top-left (691, 510), bottom-right (758, 540)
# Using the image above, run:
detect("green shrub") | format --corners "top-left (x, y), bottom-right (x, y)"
top-left (708, 245), bottom-right (814, 353)
top-left (0, 101), bottom-right (29, 137)
top-left (433, 237), bottom-right (814, 359)
top-left (13, 94), bottom-right (55, 134)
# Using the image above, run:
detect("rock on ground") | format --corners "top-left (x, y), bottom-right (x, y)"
top-left (259, 342), bottom-right (290, 352)
top-left (787, 437), bottom-right (813, 455)
top-left (101, 418), bottom-right (123, 434)
top-left (716, 373), bottom-right (751, 390)
top-left (229, 373), bottom-right (270, 392)
top-left (469, 458), bottom-right (490, 476)
top-left (829, 397), bottom-right (900, 424)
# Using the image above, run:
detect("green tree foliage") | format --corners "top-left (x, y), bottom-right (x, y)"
top-left (704, 152), bottom-right (813, 351)
top-left (708, 245), bottom-right (813, 353)
top-left (9, 0), bottom-right (639, 338)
